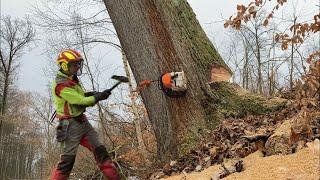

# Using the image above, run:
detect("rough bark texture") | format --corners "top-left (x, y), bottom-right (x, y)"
top-left (103, 0), bottom-right (230, 161)
top-left (122, 52), bottom-right (150, 163)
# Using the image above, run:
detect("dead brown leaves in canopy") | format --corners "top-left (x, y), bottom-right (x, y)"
top-left (224, 0), bottom-right (320, 52)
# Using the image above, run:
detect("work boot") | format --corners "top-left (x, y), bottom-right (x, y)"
top-left (51, 155), bottom-right (75, 180)
top-left (99, 159), bottom-right (120, 180)
top-left (51, 169), bottom-right (70, 180)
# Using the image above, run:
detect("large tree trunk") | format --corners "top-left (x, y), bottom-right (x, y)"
top-left (103, 0), bottom-right (230, 161)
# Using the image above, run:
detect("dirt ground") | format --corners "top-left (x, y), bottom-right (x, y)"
top-left (163, 139), bottom-right (320, 180)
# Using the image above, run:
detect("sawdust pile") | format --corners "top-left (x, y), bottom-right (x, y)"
top-left (163, 139), bottom-right (320, 180)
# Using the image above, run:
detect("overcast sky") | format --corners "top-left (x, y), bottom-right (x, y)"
top-left (1, 0), bottom-right (318, 95)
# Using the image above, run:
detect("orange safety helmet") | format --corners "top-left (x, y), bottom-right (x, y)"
top-left (56, 49), bottom-right (84, 75)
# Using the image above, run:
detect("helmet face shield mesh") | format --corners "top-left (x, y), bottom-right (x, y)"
top-left (77, 60), bottom-right (84, 76)
top-left (68, 60), bottom-right (84, 76)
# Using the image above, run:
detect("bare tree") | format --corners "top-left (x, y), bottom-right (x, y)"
top-left (122, 52), bottom-right (150, 163)
top-left (0, 92), bottom-right (42, 179)
top-left (0, 16), bottom-right (35, 115)
top-left (102, 0), bottom-right (286, 162)
top-left (226, 0), bottom-right (320, 94)
top-left (0, 17), bottom-right (35, 178)
top-left (103, 0), bottom-right (234, 161)
top-left (29, 92), bottom-right (59, 177)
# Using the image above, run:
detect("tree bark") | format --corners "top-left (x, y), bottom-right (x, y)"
top-left (290, 16), bottom-right (297, 92)
top-left (0, 16), bottom-right (35, 115)
top-left (1, 59), bottom-right (11, 115)
top-left (103, 0), bottom-right (230, 161)
top-left (255, 27), bottom-right (263, 94)
top-left (242, 40), bottom-right (249, 89)
top-left (122, 52), bottom-right (150, 163)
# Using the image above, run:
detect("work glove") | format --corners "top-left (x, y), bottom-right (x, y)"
top-left (74, 91), bottom-right (101, 109)
top-left (94, 89), bottom-right (111, 103)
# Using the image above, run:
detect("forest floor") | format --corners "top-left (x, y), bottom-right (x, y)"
top-left (163, 139), bottom-right (319, 180)
top-left (148, 61), bottom-right (320, 180)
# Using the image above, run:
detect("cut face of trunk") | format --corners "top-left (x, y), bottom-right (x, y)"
top-left (211, 64), bottom-right (232, 83)
top-left (103, 0), bottom-right (231, 161)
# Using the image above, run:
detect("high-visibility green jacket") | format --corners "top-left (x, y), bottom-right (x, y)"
top-left (52, 71), bottom-right (96, 119)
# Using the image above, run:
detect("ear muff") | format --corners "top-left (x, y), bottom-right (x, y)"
top-left (60, 62), bottom-right (68, 71)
